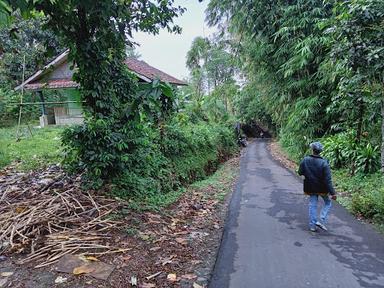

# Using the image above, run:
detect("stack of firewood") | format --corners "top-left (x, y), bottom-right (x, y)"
top-left (0, 165), bottom-right (124, 268)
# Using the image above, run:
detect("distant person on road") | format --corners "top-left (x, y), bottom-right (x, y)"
top-left (298, 142), bottom-right (336, 232)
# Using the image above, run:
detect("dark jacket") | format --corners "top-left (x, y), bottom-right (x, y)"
top-left (298, 155), bottom-right (335, 195)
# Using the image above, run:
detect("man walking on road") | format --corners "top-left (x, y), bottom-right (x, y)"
top-left (298, 142), bottom-right (336, 232)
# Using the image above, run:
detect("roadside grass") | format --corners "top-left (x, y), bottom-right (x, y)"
top-left (1, 123), bottom-right (240, 217)
top-left (0, 125), bottom-right (63, 171)
top-left (122, 157), bottom-right (239, 213)
top-left (333, 169), bottom-right (384, 225)
top-left (122, 189), bottom-right (186, 213)
top-left (190, 160), bottom-right (238, 202)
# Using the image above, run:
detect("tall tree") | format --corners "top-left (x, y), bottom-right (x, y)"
top-left (330, 0), bottom-right (384, 171)
top-left (207, 0), bottom-right (335, 157)
top-left (186, 36), bottom-right (238, 119)
top-left (4, 0), bottom-right (185, 185)
top-left (186, 36), bottom-right (210, 99)
top-left (0, 12), bottom-right (63, 88)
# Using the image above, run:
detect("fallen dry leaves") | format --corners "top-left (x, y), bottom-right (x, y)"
top-left (0, 156), bottom-right (240, 288)
top-left (268, 141), bottom-right (298, 171)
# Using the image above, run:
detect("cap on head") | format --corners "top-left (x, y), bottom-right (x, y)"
top-left (310, 142), bottom-right (323, 153)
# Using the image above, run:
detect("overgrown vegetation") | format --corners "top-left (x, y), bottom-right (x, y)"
top-left (3, 0), bottom-right (382, 224)
top-left (182, 35), bottom-right (239, 123)
top-left (207, 0), bottom-right (383, 169)
top-left (63, 115), bottom-right (237, 197)
top-left (1, 1), bottom-right (238, 202)
top-left (206, 0), bottom-right (383, 223)
top-left (0, 12), bottom-right (64, 126)
top-left (333, 170), bottom-right (384, 225)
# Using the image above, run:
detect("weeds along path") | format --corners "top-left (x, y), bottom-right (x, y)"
top-left (210, 139), bottom-right (384, 288)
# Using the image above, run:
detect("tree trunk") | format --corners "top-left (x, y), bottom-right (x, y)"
top-left (356, 99), bottom-right (364, 143)
top-left (381, 99), bottom-right (384, 173)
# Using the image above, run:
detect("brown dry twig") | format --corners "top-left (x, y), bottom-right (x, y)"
top-left (0, 165), bottom-right (123, 267)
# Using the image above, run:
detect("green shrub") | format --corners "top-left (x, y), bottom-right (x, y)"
top-left (62, 118), bottom-right (164, 191)
top-left (279, 129), bottom-right (307, 162)
top-left (62, 117), bottom-right (237, 198)
top-left (350, 184), bottom-right (384, 223)
top-left (355, 143), bottom-right (380, 174)
top-left (322, 131), bottom-right (355, 168)
top-left (350, 192), bottom-right (377, 219)
top-left (162, 121), bottom-right (237, 185)
top-left (322, 131), bottom-right (380, 174)
top-left (334, 170), bottom-right (384, 224)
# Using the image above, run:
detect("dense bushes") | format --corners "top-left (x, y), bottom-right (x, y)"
top-left (207, 0), bottom-right (384, 171)
top-left (333, 170), bottom-right (384, 224)
top-left (162, 121), bottom-right (236, 183)
top-left (321, 132), bottom-right (382, 223)
top-left (322, 131), bottom-right (381, 174)
top-left (62, 116), bottom-right (237, 198)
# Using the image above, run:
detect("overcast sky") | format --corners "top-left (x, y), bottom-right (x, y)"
top-left (133, 0), bottom-right (215, 81)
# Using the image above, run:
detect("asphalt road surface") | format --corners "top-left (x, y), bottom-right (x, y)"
top-left (210, 139), bottom-right (384, 288)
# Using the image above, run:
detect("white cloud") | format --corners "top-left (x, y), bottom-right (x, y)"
top-left (132, 0), bottom-right (216, 80)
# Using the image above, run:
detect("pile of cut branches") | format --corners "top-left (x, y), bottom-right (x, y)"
top-left (0, 165), bottom-right (124, 268)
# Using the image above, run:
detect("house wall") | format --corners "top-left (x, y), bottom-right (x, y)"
top-left (43, 61), bottom-right (74, 80)
top-left (53, 89), bottom-right (84, 126)
top-left (54, 106), bottom-right (84, 125)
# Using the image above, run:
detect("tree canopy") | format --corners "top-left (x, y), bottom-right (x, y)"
top-left (207, 0), bottom-right (384, 173)
top-left (2, 0), bottom-right (188, 186)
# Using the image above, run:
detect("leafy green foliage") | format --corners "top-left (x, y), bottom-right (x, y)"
top-left (5, 0), bottom-right (189, 189)
top-left (322, 131), bottom-right (380, 174)
top-left (0, 0), bottom-right (11, 26)
top-left (328, 0), bottom-right (384, 171)
top-left (207, 0), bottom-right (336, 155)
top-left (334, 170), bottom-right (384, 223)
top-left (62, 115), bottom-right (237, 196)
top-left (355, 143), bottom-right (381, 174)
top-left (117, 119), bottom-right (238, 197)
top-left (184, 36), bottom-right (238, 122)
top-left (322, 132), bottom-right (357, 169)
top-left (0, 12), bottom-right (63, 88)
top-left (135, 80), bottom-right (178, 124)
top-left (207, 0), bottom-right (384, 173)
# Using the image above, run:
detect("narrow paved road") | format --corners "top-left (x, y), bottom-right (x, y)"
top-left (210, 140), bottom-right (384, 288)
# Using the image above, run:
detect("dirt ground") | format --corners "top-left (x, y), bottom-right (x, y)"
top-left (0, 156), bottom-right (240, 288)
top-left (268, 141), bottom-right (298, 172)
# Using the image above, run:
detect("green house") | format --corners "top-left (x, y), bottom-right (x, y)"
top-left (15, 50), bottom-right (186, 127)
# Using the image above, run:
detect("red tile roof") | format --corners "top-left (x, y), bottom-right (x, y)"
top-left (24, 79), bottom-right (79, 91)
top-left (124, 58), bottom-right (186, 86)
top-left (17, 50), bottom-right (186, 91)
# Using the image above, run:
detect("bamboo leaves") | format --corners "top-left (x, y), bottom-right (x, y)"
top-left (208, 0), bottom-right (383, 168)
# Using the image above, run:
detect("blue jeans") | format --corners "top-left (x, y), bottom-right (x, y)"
top-left (309, 195), bottom-right (332, 229)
